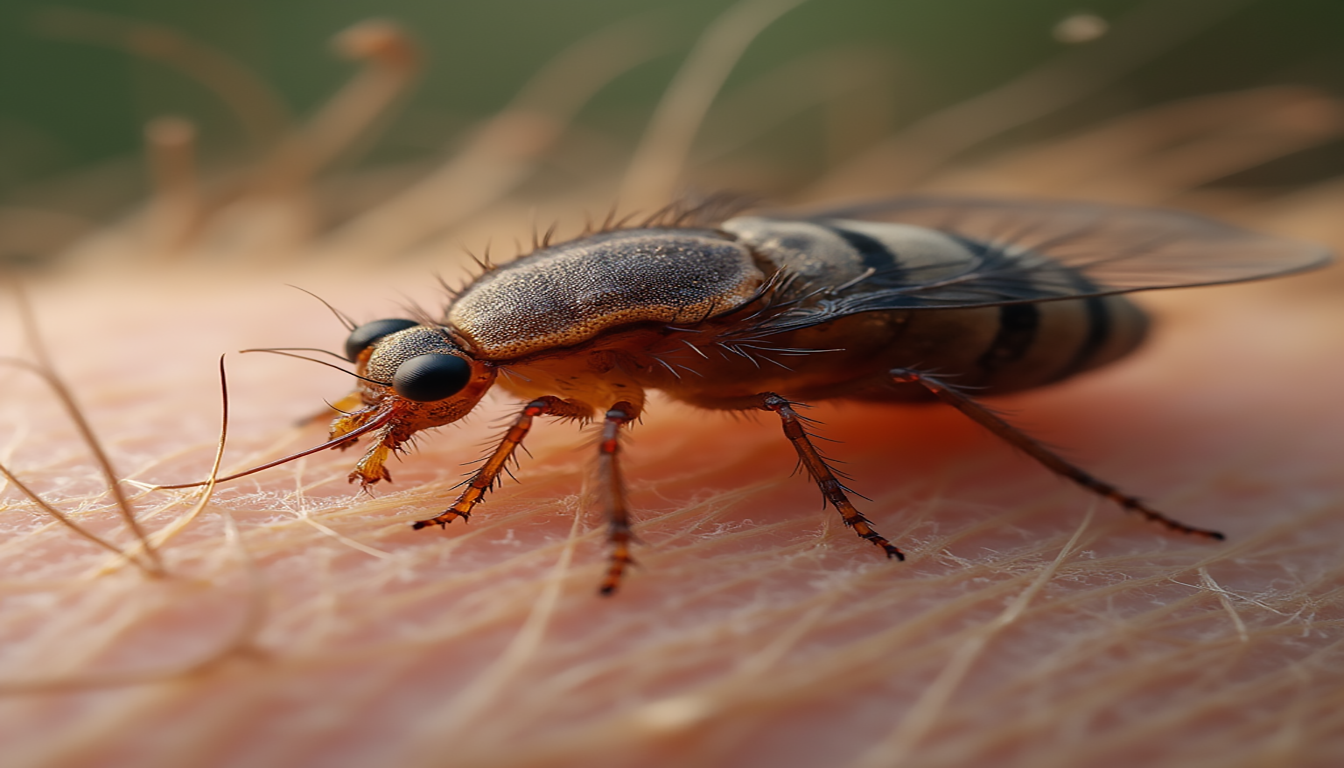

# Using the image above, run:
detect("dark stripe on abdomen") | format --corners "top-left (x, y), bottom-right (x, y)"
top-left (828, 226), bottom-right (904, 279)
top-left (1051, 295), bottom-right (1111, 382)
top-left (977, 303), bottom-right (1040, 378)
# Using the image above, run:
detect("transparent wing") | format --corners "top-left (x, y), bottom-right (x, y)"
top-left (811, 196), bottom-right (1330, 296)
top-left (748, 197), bottom-right (1332, 334)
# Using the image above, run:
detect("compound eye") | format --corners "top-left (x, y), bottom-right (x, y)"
top-left (392, 354), bottom-right (473, 402)
top-left (345, 318), bottom-right (419, 362)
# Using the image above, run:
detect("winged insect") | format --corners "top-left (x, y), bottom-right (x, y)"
top-left (161, 197), bottom-right (1332, 594)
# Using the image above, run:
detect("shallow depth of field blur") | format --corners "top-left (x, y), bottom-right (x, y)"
top-left (2, 0), bottom-right (1344, 271)
top-left (2, 2), bottom-right (1344, 767)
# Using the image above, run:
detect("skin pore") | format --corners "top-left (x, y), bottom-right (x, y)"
top-left (0, 238), bottom-right (1341, 766)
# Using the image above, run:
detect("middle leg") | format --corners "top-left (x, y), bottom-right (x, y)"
top-left (597, 401), bottom-right (638, 596)
top-left (760, 393), bottom-right (906, 561)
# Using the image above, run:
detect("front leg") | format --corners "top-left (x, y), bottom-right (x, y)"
top-left (412, 397), bottom-right (563, 528)
top-left (342, 404), bottom-right (409, 486)
top-left (760, 393), bottom-right (906, 561)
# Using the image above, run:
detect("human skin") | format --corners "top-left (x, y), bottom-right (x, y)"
top-left (3, 3), bottom-right (1341, 762)
top-left (0, 243), bottom-right (1342, 767)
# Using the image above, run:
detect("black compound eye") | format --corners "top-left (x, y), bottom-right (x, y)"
top-left (345, 318), bottom-right (420, 362)
top-left (392, 354), bottom-right (473, 402)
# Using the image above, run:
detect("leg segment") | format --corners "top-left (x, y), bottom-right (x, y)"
top-left (890, 369), bottom-right (1224, 540)
top-left (761, 393), bottom-right (906, 561)
top-left (597, 402), bottom-right (637, 596)
top-left (412, 398), bottom-right (556, 529)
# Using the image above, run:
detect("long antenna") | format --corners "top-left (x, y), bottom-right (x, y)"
top-left (286, 285), bottom-right (358, 330)
top-left (241, 348), bottom-right (388, 386)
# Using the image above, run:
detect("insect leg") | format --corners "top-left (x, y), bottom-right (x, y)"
top-left (597, 402), bottom-right (637, 596)
top-left (412, 397), bottom-right (557, 529)
top-left (760, 393), bottom-right (906, 561)
top-left (889, 369), bottom-right (1225, 540)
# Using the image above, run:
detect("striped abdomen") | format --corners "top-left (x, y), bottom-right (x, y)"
top-left (717, 217), bottom-right (1150, 400)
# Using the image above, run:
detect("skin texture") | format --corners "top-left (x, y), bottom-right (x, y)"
top-left (5, 3), bottom-right (1344, 762)
top-left (1, 241), bottom-right (1341, 767)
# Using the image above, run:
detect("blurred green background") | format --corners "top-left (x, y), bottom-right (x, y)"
top-left (1, 0), bottom-right (1341, 215)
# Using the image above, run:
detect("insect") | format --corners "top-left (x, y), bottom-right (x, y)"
top-left (166, 197), bottom-right (1330, 594)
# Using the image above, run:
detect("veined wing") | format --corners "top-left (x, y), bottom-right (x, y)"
top-left (743, 197), bottom-right (1331, 334)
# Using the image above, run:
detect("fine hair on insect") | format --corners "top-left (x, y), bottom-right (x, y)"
top-left (157, 195), bottom-right (1332, 595)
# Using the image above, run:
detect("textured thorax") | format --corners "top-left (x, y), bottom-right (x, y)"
top-left (446, 228), bottom-right (764, 360)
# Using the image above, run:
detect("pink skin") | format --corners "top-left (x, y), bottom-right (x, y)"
top-left (0, 259), bottom-right (1341, 767)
